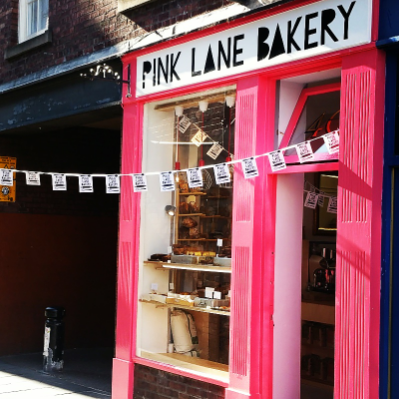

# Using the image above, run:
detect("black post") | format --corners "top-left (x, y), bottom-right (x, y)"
top-left (43, 306), bottom-right (65, 372)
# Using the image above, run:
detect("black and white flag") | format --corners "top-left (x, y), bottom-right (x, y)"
top-left (268, 150), bottom-right (286, 172)
top-left (79, 174), bottom-right (94, 193)
top-left (133, 174), bottom-right (148, 192)
top-left (26, 171), bottom-right (41, 186)
top-left (214, 163), bottom-right (231, 185)
top-left (304, 192), bottom-right (319, 209)
top-left (323, 131), bottom-right (340, 154)
top-left (187, 168), bottom-right (203, 188)
top-left (295, 142), bottom-right (314, 163)
top-left (0, 169), bottom-right (13, 186)
top-left (52, 174), bottom-right (67, 191)
top-left (242, 157), bottom-right (259, 179)
top-left (106, 175), bottom-right (120, 194)
top-left (160, 171), bottom-right (175, 192)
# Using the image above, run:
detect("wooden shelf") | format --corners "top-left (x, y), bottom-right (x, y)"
top-left (139, 299), bottom-right (231, 316)
top-left (179, 192), bottom-right (207, 196)
top-left (201, 215), bottom-right (230, 219)
top-left (302, 301), bottom-right (335, 325)
top-left (140, 351), bottom-right (229, 382)
top-left (207, 196), bottom-right (230, 199)
top-left (177, 238), bottom-right (231, 242)
top-left (178, 213), bottom-right (206, 217)
top-left (144, 261), bottom-right (231, 273)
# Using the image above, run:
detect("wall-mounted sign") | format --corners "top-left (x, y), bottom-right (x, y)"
top-left (137, 0), bottom-right (371, 96)
top-left (0, 156), bottom-right (16, 202)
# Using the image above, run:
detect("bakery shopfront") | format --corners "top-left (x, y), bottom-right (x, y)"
top-left (112, 0), bottom-right (384, 398)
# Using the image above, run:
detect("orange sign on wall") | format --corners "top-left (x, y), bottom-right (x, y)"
top-left (0, 156), bottom-right (16, 202)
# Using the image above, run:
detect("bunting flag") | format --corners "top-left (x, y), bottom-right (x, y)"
top-left (2, 130), bottom-right (339, 196)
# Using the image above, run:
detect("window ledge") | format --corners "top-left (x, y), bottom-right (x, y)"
top-left (5, 30), bottom-right (52, 60)
top-left (118, 0), bottom-right (155, 13)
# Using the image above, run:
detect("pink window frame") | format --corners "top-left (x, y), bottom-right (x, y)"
top-left (278, 82), bottom-right (341, 167)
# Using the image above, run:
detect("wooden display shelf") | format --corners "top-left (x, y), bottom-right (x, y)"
top-left (139, 299), bottom-right (231, 316)
top-left (140, 351), bottom-right (229, 382)
top-left (179, 192), bottom-right (207, 196)
top-left (177, 238), bottom-right (231, 241)
top-left (178, 213), bottom-right (206, 217)
top-left (201, 215), bottom-right (230, 219)
top-left (144, 260), bottom-right (231, 273)
top-left (302, 301), bottom-right (335, 325)
top-left (207, 195), bottom-right (230, 199)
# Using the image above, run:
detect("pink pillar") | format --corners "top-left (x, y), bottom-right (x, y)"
top-left (226, 76), bottom-right (276, 399)
top-left (112, 96), bottom-right (143, 398)
top-left (335, 48), bottom-right (385, 399)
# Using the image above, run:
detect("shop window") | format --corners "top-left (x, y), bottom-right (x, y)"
top-left (19, 0), bottom-right (49, 43)
top-left (278, 81), bottom-right (340, 163)
top-left (137, 87), bottom-right (235, 381)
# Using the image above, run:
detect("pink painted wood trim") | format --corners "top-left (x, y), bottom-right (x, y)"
top-left (133, 357), bottom-right (229, 388)
top-left (112, 100), bottom-right (144, 399)
top-left (284, 153), bottom-right (339, 164)
top-left (272, 162), bottom-right (339, 175)
top-left (112, 358), bottom-right (134, 399)
top-left (335, 47), bottom-right (385, 399)
top-left (279, 82), bottom-right (341, 149)
top-left (228, 76), bottom-right (276, 397)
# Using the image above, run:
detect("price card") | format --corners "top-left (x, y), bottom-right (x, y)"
top-left (213, 163), bottom-right (230, 185)
top-left (295, 142), bottom-right (314, 163)
top-left (207, 143), bottom-right (224, 160)
top-left (133, 173), bottom-right (148, 192)
top-left (213, 291), bottom-right (222, 300)
top-left (205, 287), bottom-right (215, 299)
top-left (178, 115), bottom-right (191, 134)
top-left (191, 129), bottom-right (208, 147)
top-left (106, 175), bottom-right (120, 194)
top-left (52, 174), bottom-right (67, 191)
top-left (26, 171), bottom-right (41, 186)
top-left (217, 239), bottom-right (223, 247)
top-left (268, 150), bottom-right (286, 172)
top-left (327, 196), bottom-right (338, 214)
top-left (79, 174), bottom-right (94, 193)
top-left (160, 171), bottom-right (175, 192)
top-left (242, 157), bottom-right (259, 178)
top-left (0, 169), bottom-right (13, 186)
top-left (304, 192), bottom-right (319, 209)
top-left (323, 131), bottom-right (340, 154)
top-left (187, 167), bottom-right (203, 188)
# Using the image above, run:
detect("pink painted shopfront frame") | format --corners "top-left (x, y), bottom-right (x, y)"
top-left (112, 0), bottom-right (384, 398)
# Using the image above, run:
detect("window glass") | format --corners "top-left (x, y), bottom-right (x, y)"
top-left (137, 87), bottom-right (235, 381)
top-left (20, 0), bottom-right (49, 43)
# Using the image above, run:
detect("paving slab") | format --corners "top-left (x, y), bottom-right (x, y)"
top-left (0, 348), bottom-right (112, 398)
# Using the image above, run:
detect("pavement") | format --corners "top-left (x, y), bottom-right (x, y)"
top-left (0, 348), bottom-right (113, 398)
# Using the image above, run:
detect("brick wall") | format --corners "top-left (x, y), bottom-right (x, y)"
top-left (134, 364), bottom-right (225, 399)
top-left (0, 0), bottom-right (230, 85)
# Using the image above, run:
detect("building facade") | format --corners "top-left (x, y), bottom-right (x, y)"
top-left (115, 0), bottom-right (384, 399)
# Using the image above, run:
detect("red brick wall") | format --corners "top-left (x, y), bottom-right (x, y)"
top-left (134, 365), bottom-right (225, 399)
top-left (0, 0), bottom-right (230, 85)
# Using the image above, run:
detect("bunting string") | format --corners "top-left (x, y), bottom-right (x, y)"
top-left (0, 130), bottom-right (339, 195)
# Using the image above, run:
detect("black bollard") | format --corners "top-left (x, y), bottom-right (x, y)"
top-left (43, 306), bottom-right (65, 372)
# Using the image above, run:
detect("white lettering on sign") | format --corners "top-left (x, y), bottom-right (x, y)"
top-left (137, 0), bottom-right (370, 96)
